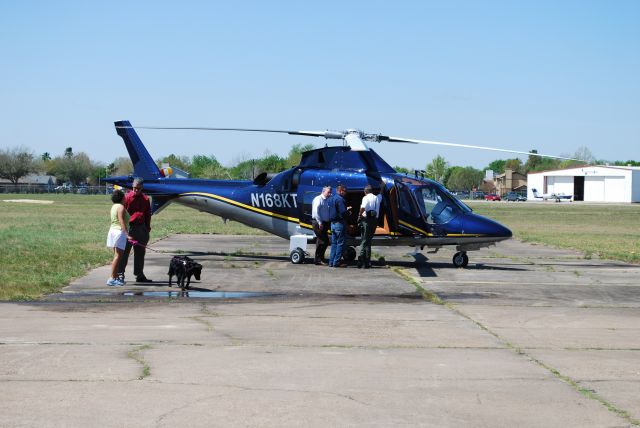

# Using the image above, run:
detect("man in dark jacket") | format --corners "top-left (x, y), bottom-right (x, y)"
top-left (328, 184), bottom-right (350, 267)
top-left (117, 178), bottom-right (152, 283)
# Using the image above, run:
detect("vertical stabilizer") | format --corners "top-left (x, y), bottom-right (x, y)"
top-left (114, 120), bottom-right (161, 180)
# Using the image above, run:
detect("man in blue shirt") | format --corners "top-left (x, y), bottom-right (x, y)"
top-left (329, 184), bottom-right (350, 267)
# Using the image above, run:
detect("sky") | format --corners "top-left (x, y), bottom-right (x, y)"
top-left (1, 0), bottom-right (638, 171)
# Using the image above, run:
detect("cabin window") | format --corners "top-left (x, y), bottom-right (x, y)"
top-left (417, 185), bottom-right (458, 224)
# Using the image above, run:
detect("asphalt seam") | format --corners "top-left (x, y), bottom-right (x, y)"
top-left (127, 344), bottom-right (152, 380)
top-left (391, 267), bottom-right (640, 427)
top-left (2, 342), bottom-right (640, 352)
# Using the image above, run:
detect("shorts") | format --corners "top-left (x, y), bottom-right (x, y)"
top-left (106, 229), bottom-right (127, 250)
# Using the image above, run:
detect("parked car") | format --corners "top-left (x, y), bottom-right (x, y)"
top-left (451, 191), bottom-right (470, 199)
top-left (470, 191), bottom-right (485, 200)
top-left (505, 191), bottom-right (526, 202)
top-left (54, 183), bottom-right (72, 193)
top-left (484, 193), bottom-right (501, 201)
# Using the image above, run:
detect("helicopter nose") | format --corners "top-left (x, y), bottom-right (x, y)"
top-left (465, 213), bottom-right (512, 238)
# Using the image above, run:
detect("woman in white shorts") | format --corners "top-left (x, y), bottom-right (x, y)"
top-left (106, 189), bottom-right (130, 286)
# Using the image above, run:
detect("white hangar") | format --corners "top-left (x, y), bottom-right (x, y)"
top-left (527, 165), bottom-right (640, 203)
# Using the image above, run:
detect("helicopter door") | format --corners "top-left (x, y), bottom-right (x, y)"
top-left (383, 185), bottom-right (399, 232)
top-left (395, 182), bottom-right (420, 218)
top-left (301, 190), bottom-right (317, 227)
top-left (394, 181), bottom-right (424, 235)
top-left (373, 187), bottom-right (394, 235)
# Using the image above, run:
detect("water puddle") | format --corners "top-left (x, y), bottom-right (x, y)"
top-left (121, 291), bottom-right (275, 299)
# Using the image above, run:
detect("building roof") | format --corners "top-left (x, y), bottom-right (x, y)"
top-left (528, 165), bottom-right (640, 175)
top-left (495, 171), bottom-right (527, 179)
top-left (0, 174), bottom-right (55, 184)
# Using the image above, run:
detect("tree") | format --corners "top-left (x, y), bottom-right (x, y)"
top-left (230, 159), bottom-right (256, 180)
top-left (0, 147), bottom-right (36, 184)
top-left (106, 162), bottom-right (116, 176)
top-left (486, 158), bottom-right (523, 175)
top-left (574, 146), bottom-right (595, 164)
top-left (525, 150), bottom-right (561, 173)
top-left (190, 155), bottom-right (220, 178)
top-left (425, 155), bottom-right (449, 183)
top-left (257, 153), bottom-right (287, 174)
top-left (444, 166), bottom-right (484, 191)
top-left (190, 155), bottom-right (230, 179)
top-left (64, 147), bottom-right (73, 159)
top-left (111, 157), bottom-right (133, 176)
top-left (47, 150), bottom-right (98, 185)
top-left (41, 152), bottom-right (51, 162)
top-left (611, 160), bottom-right (640, 166)
top-left (393, 165), bottom-right (411, 174)
top-left (156, 154), bottom-right (191, 172)
top-left (286, 144), bottom-right (315, 168)
top-left (504, 158), bottom-right (524, 174)
top-left (486, 159), bottom-right (506, 175)
top-left (201, 163), bottom-right (231, 179)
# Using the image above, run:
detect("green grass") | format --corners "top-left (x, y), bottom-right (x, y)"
top-left (469, 202), bottom-right (640, 264)
top-left (0, 194), bottom-right (264, 300)
top-left (1, 195), bottom-right (638, 301)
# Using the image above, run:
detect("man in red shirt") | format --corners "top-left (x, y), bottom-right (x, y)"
top-left (117, 178), bottom-right (152, 283)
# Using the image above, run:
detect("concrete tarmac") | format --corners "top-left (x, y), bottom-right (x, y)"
top-left (1, 235), bottom-right (639, 427)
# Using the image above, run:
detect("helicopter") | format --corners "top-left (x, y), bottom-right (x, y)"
top-left (105, 120), bottom-right (577, 268)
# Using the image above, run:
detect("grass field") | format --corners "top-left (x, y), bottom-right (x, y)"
top-left (0, 194), bottom-right (265, 301)
top-left (1, 194), bottom-right (638, 301)
top-left (468, 201), bottom-right (640, 264)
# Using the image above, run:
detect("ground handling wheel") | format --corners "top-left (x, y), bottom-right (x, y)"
top-left (290, 248), bottom-right (306, 264)
top-left (343, 246), bottom-right (357, 263)
top-left (452, 251), bottom-right (469, 268)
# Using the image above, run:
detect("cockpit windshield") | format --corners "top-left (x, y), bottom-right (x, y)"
top-left (415, 183), bottom-right (470, 224)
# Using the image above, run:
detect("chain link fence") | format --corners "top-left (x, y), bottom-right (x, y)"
top-left (0, 184), bottom-right (113, 195)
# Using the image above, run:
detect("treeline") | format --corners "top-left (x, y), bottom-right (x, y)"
top-left (0, 144), bottom-right (314, 185)
top-left (395, 146), bottom-right (638, 191)
top-left (1, 144), bottom-right (637, 191)
top-left (156, 143), bottom-right (315, 180)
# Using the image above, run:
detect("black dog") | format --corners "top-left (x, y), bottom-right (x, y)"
top-left (168, 256), bottom-right (203, 290)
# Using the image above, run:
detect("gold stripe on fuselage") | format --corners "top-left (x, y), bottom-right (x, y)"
top-left (181, 192), bottom-right (484, 238)
top-left (181, 191), bottom-right (301, 223)
top-left (398, 219), bottom-right (486, 238)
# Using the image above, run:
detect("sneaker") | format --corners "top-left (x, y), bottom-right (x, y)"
top-left (112, 279), bottom-right (125, 286)
top-left (106, 278), bottom-right (118, 286)
top-left (136, 275), bottom-right (153, 283)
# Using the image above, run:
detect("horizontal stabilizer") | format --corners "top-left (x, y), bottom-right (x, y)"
top-left (151, 196), bottom-right (172, 215)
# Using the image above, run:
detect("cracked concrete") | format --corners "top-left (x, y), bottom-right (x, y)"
top-left (0, 235), bottom-right (638, 427)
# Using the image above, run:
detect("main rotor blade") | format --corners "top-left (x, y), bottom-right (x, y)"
top-left (115, 125), bottom-right (345, 139)
top-left (383, 136), bottom-right (580, 161)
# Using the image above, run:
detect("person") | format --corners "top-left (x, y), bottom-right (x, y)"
top-left (311, 186), bottom-right (333, 265)
top-left (357, 185), bottom-right (382, 268)
top-left (106, 190), bottom-right (130, 286)
top-left (329, 184), bottom-right (350, 267)
top-left (117, 178), bottom-right (153, 283)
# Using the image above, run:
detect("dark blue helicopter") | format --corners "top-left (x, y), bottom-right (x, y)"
top-left (105, 121), bottom-right (574, 267)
